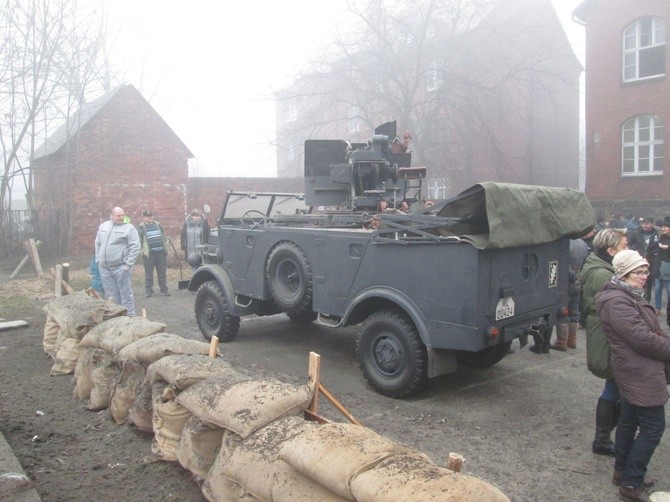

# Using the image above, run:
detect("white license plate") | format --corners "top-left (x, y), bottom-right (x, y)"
top-left (495, 297), bottom-right (515, 320)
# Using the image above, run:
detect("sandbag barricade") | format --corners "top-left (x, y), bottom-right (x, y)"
top-left (41, 298), bottom-right (510, 502)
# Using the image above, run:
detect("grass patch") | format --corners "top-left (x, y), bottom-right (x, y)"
top-left (0, 294), bottom-right (38, 319)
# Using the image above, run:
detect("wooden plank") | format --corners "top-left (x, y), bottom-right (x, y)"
top-left (55, 264), bottom-right (63, 297)
top-left (0, 321), bottom-right (29, 332)
top-left (307, 352), bottom-right (321, 415)
top-left (318, 383), bottom-right (363, 426)
top-left (61, 280), bottom-right (74, 295)
top-left (26, 238), bottom-right (43, 278)
top-left (447, 453), bottom-right (464, 473)
top-left (209, 336), bottom-right (219, 358)
top-left (10, 240), bottom-right (41, 279)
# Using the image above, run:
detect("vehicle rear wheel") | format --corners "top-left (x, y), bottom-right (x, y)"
top-left (194, 280), bottom-right (240, 342)
top-left (357, 309), bottom-right (427, 398)
top-left (265, 241), bottom-right (313, 316)
top-left (456, 341), bottom-right (512, 368)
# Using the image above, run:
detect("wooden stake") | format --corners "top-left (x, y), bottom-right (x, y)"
top-left (25, 238), bottom-right (43, 278)
top-left (0, 320), bottom-right (29, 332)
top-left (55, 264), bottom-right (63, 297)
top-left (307, 352), bottom-right (321, 415)
top-left (10, 240), bottom-right (41, 279)
top-left (61, 280), bottom-right (74, 295)
top-left (208, 336), bottom-right (219, 358)
top-left (447, 453), bottom-right (465, 473)
top-left (62, 263), bottom-right (70, 284)
top-left (318, 383), bottom-right (363, 426)
top-left (141, 308), bottom-right (147, 319)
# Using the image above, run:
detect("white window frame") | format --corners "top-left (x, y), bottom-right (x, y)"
top-left (426, 61), bottom-right (442, 92)
top-left (622, 17), bottom-right (666, 82)
top-left (284, 100), bottom-right (297, 123)
top-left (348, 106), bottom-right (361, 133)
top-left (621, 114), bottom-right (664, 176)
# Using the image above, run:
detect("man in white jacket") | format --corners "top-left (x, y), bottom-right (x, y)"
top-left (95, 207), bottom-right (140, 316)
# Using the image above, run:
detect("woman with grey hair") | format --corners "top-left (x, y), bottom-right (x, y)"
top-left (580, 228), bottom-right (628, 456)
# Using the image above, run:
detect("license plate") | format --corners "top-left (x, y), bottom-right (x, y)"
top-left (496, 297), bottom-right (515, 320)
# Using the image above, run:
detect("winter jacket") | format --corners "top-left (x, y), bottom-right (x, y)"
top-left (596, 281), bottom-right (670, 407)
top-left (138, 220), bottom-right (167, 257)
top-left (646, 233), bottom-right (670, 279)
top-left (580, 252), bottom-right (615, 379)
top-left (95, 220), bottom-right (141, 268)
top-left (629, 227), bottom-right (659, 256)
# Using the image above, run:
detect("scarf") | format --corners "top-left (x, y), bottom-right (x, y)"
top-left (611, 275), bottom-right (645, 298)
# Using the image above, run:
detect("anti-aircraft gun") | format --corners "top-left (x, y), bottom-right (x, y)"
top-left (304, 121), bottom-right (426, 212)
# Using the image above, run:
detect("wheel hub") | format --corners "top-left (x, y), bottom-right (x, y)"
top-left (374, 336), bottom-right (402, 374)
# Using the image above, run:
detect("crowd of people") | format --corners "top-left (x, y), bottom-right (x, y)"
top-left (547, 220), bottom-right (670, 502)
top-left (92, 206), bottom-right (210, 316)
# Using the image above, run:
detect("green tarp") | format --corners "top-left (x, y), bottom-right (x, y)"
top-left (435, 182), bottom-right (596, 250)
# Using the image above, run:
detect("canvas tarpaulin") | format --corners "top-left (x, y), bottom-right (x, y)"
top-left (433, 182), bottom-right (595, 250)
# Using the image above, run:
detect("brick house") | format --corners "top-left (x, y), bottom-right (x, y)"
top-left (276, 0), bottom-right (582, 198)
top-left (574, 0), bottom-right (669, 218)
top-left (31, 84), bottom-right (306, 255)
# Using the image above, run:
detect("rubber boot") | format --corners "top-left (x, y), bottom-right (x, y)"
top-left (550, 324), bottom-right (568, 351)
top-left (567, 322), bottom-right (578, 349)
top-left (592, 397), bottom-right (616, 456)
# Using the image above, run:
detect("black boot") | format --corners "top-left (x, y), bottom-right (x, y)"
top-left (592, 397), bottom-right (616, 456)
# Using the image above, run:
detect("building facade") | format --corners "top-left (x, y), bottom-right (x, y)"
top-left (574, 0), bottom-right (669, 218)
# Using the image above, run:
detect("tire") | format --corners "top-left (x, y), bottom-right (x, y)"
top-left (194, 280), bottom-right (240, 342)
top-left (357, 310), bottom-right (427, 398)
top-left (265, 241), bottom-right (313, 316)
top-left (287, 310), bottom-right (318, 324)
top-left (456, 341), bottom-right (512, 368)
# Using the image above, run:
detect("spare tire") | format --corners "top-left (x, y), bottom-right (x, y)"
top-left (265, 241), bottom-right (313, 316)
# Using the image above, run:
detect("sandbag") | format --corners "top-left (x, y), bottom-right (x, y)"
top-left (72, 348), bottom-right (96, 400)
top-left (86, 349), bottom-right (120, 411)
top-left (43, 315), bottom-right (60, 357)
top-left (79, 316), bottom-right (166, 352)
top-left (128, 382), bottom-right (163, 434)
top-left (202, 477), bottom-right (262, 502)
top-left (50, 338), bottom-right (81, 375)
top-left (118, 333), bottom-right (215, 365)
top-left (272, 460), bottom-right (350, 502)
top-left (109, 359), bottom-right (146, 425)
top-left (151, 386), bottom-right (192, 461)
top-left (177, 377), bottom-right (314, 438)
top-left (278, 422), bottom-right (430, 500)
top-left (350, 454), bottom-right (509, 502)
top-left (43, 291), bottom-right (126, 353)
top-left (206, 416), bottom-right (313, 501)
top-left (144, 354), bottom-right (238, 390)
top-left (176, 416), bottom-right (226, 479)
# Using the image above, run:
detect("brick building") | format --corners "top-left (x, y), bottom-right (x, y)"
top-left (276, 0), bottom-right (582, 198)
top-left (574, 0), bottom-right (669, 218)
top-left (31, 84), bottom-right (305, 255)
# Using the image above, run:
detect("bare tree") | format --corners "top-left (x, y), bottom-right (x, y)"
top-left (0, 0), bottom-right (110, 220)
top-left (277, 0), bottom-right (580, 195)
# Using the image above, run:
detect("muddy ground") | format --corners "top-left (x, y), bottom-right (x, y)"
top-left (1, 264), bottom-right (669, 501)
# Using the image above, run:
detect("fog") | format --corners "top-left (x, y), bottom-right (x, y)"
top-left (103, 0), bottom-right (585, 178)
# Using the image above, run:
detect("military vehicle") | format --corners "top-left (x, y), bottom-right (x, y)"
top-left (188, 122), bottom-right (594, 398)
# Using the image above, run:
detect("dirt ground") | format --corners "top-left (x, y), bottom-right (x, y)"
top-left (1, 264), bottom-right (669, 502)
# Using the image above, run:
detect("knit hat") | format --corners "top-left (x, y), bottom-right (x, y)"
top-left (612, 250), bottom-right (648, 278)
top-left (662, 216), bottom-right (670, 227)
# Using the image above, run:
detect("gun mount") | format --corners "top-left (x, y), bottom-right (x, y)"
top-left (304, 121), bottom-right (426, 211)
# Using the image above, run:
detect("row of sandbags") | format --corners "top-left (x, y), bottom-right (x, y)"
top-left (41, 293), bottom-right (509, 502)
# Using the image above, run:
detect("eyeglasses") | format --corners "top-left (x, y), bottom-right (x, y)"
top-left (630, 269), bottom-right (650, 276)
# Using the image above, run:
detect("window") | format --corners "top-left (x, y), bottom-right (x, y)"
top-left (348, 106), bottom-right (361, 133)
top-left (426, 61), bottom-right (442, 92)
top-left (621, 114), bottom-right (664, 175)
top-left (284, 100), bottom-right (297, 123)
top-left (623, 17), bottom-right (665, 81)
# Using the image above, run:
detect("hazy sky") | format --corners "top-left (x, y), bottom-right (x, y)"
top-left (103, 0), bottom-right (585, 178)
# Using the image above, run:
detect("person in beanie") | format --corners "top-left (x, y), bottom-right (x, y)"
top-left (596, 250), bottom-right (670, 502)
top-left (180, 209), bottom-right (210, 270)
top-left (137, 210), bottom-right (170, 297)
top-left (580, 228), bottom-right (628, 456)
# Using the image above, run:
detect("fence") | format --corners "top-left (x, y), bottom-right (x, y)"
top-left (0, 209), bottom-right (67, 257)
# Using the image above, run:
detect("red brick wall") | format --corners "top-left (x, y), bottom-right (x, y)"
top-left (581, 0), bottom-right (670, 210)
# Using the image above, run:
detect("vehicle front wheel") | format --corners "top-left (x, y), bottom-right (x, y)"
top-left (194, 280), bottom-right (240, 342)
top-left (456, 341), bottom-right (512, 368)
top-left (357, 309), bottom-right (427, 398)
